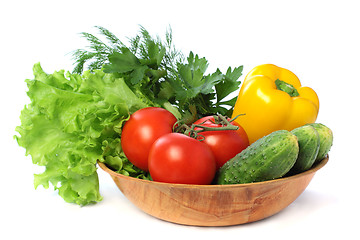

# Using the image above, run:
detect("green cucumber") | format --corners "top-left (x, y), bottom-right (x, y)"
top-left (308, 123), bottom-right (333, 162)
top-left (216, 130), bottom-right (299, 184)
top-left (290, 125), bottom-right (320, 174)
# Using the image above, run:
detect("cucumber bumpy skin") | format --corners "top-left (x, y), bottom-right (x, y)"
top-left (290, 125), bottom-right (320, 174)
top-left (216, 130), bottom-right (299, 184)
top-left (308, 123), bottom-right (333, 163)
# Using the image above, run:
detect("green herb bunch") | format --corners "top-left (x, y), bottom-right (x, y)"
top-left (72, 26), bottom-right (243, 123)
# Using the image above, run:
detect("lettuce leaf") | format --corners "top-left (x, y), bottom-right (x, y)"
top-left (15, 63), bottom-right (151, 205)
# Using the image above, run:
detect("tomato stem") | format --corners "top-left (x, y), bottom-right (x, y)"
top-left (229, 113), bottom-right (246, 123)
top-left (174, 113), bottom-right (244, 141)
top-left (190, 123), bottom-right (239, 132)
top-left (185, 114), bottom-right (240, 140)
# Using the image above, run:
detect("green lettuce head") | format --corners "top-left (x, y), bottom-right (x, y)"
top-left (15, 63), bottom-right (150, 205)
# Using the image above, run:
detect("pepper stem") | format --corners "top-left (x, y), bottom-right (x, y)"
top-left (275, 79), bottom-right (300, 97)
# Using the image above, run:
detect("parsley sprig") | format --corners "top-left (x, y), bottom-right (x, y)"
top-left (72, 26), bottom-right (243, 123)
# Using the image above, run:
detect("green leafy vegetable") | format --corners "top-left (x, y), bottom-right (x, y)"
top-left (15, 63), bottom-right (151, 205)
top-left (169, 52), bottom-right (243, 119)
top-left (73, 26), bottom-right (243, 123)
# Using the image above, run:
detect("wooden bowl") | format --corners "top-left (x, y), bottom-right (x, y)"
top-left (98, 156), bottom-right (328, 226)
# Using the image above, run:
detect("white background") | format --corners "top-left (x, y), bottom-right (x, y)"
top-left (1, 0), bottom-right (359, 239)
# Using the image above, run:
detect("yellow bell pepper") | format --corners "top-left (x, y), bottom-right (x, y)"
top-left (232, 64), bottom-right (319, 144)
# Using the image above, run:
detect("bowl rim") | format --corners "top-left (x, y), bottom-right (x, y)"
top-left (98, 155), bottom-right (328, 189)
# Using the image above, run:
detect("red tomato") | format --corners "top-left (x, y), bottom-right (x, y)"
top-left (148, 133), bottom-right (216, 185)
top-left (193, 116), bottom-right (249, 169)
top-left (121, 107), bottom-right (177, 171)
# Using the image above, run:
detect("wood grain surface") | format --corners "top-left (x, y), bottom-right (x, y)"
top-left (98, 156), bottom-right (328, 226)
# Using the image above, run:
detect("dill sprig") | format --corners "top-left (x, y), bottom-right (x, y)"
top-left (71, 25), bottom-right (183, 75)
